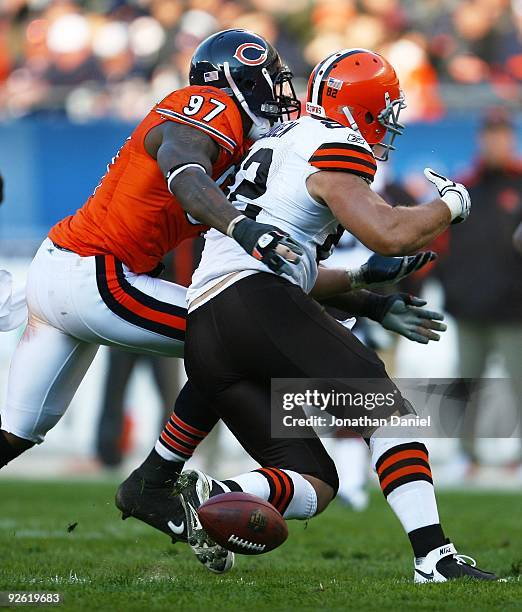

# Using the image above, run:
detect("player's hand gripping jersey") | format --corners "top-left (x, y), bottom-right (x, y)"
top-left (49, 85), bottom-right (248, 274)
top-left (187, 115), bottom-right (377, 308)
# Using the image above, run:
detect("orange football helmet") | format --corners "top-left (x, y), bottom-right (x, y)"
top-left (306, 48), bottom-right (406, 161)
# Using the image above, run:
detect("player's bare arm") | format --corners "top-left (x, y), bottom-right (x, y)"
top-left (310, 251), bottom-right (436, 299)
top-left (146, 121), bottom-right (236, 234)
top-left (310, 257), bottom-right (445, 343)
top-left (308, 166), bottom-right (472, 256)
top-left (320, 290), bottom-right (446, 344)
top-left (146, 121), bottom-right (303, 276)
top-left (307, 171), bottom-right (450, 256)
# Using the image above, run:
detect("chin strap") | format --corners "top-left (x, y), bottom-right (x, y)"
top-left (223, 61), bottom-right (263, 128)
top-left (223, 61), bottom-right (272, 140)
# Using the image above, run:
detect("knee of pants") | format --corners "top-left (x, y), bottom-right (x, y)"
top-left (322, 461), bottom-right (339, 497)
top-left (305, 457), bottom-right (339, 497)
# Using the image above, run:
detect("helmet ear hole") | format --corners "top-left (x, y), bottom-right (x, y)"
top-left (365, 111), bottom-right (373, 124)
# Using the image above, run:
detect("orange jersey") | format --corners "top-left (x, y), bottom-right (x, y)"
top-left (49, 85), bottom-right (247, 274)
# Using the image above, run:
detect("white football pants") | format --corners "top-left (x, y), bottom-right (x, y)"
top-left (1, 238), bottom-right (187, 443)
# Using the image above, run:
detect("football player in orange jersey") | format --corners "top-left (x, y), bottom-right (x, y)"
top-left (0, 30), bottom-right (303, 470)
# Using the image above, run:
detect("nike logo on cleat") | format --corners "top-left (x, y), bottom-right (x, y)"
top-left (415, 569), bottom-right (434, 580)
top-left (168, 520), bottom-right (185, 535)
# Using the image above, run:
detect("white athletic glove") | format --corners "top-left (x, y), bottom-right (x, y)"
top-left (424, 167), bottom-right (471, 224)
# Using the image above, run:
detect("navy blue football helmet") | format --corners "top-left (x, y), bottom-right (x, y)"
top-left (189, 29), bottom-right (300, 133)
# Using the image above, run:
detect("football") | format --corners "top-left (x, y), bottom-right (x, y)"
top-left (197, 492), bottom-right (288, 555)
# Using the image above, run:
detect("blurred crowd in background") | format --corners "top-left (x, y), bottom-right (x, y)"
top-left (1, 0), bottom-right (522, 122)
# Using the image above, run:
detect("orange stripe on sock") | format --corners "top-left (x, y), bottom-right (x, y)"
top-left (260, 468), bottom-right (283, 509)
top-left (379, 465), bottom-right (432, 492)
top-left (271, 468), bottom-right (292, 514)
top-left (160, 431), bottom-right (194, 456)
top-left (164, 421), bottom-right (198, 447)
top-left (377, 449), bottom-right (429, 477)
top-left (171, 412), bottom-right (207, 438)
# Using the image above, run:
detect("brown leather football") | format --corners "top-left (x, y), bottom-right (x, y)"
top-left (197, 492), bottom-right (288, 555)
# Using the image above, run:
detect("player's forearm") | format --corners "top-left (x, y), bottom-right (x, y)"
top-left (310, 266), bottom-right (353, 299)
top-left (318, 289), bottom-right (389, 322)
top-left (370, 199), bottom-right (450, 255)
top-left (311, 172), bottom-right (452, 256)
top-left (168, 168), bottom-right (239, 235)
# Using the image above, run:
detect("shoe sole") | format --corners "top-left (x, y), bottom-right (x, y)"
top-left (176, 470), bottom-right (235, 574)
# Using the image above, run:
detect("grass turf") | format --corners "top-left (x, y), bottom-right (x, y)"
top-left (0, 481), bottom-right (520, 611)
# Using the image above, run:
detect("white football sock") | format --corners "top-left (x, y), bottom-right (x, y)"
top-left (215, 468), bottom-right (317, 520)
top-left (332, 438), bottom-right (369, 501)
top-left (370, 429), bottom-right (439, 534)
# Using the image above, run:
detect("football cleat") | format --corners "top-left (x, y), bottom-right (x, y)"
top-left (115, 470), bottom-right (187, 543)
top-left (174, 469), bottom-right (235, 574)
top-left (414, 541), bottom-right (498, 583)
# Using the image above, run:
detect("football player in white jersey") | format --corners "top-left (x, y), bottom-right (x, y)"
top-left (121, 49), bottom-right (497, 581)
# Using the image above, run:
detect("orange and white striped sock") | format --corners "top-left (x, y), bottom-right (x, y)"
top-left (155, 411), bottom-right (209, 462)
top-left (372, 439), bottom-right (440, 534)
top-left (210, 468), bottom-right (317, 519)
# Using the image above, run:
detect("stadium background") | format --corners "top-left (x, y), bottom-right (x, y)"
top-left (0, 0), bottom-right (521, 487)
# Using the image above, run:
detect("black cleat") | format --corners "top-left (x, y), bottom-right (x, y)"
top-left (115, 470), bottom-right (187, 543)
top-left (414, 541), bottom-right (498, 583)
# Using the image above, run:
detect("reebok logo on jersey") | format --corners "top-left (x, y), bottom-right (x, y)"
top-left (346, 133), bottom-right (367, 145)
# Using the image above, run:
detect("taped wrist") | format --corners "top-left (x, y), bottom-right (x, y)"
top-left (441, 192), bottom-right (464, 221)
top-left (229, 216), bottom-right (260, 253)
top-left (166, 163), bottom-right (207, 195)
top-left (226, 214), bottom-right (247, 238)
top-left (346, 267), bottom-right (365, 289)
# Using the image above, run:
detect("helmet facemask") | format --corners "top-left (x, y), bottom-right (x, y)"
top-left (260, 68), bottom-right (301, 122)
top-left (373, 91), bottom-right (407, 161)
top-left (223, 61), bottom-right (300, 140)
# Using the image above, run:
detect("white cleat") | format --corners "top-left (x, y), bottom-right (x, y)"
top-left (414, 541), bottom-right (498, 583)
top-left (174, 469), bottom-right (235, 574)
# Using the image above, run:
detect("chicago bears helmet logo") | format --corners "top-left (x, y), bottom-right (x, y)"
top-left (233, 42), bottom-right (268, 66)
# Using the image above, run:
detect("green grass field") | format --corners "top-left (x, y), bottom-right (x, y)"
top-left (0, 481), bottom-right (521, 611)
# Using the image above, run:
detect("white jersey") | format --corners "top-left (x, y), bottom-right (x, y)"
top-left (187, 115), bottom-right (377, 310)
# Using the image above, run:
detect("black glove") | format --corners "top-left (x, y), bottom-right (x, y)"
top-left (231, 216), bottom-right (303, 277)
top-left (348, 251), bottom-right (437, 289)
top-left (380, 293), bottom-right (447, 344)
